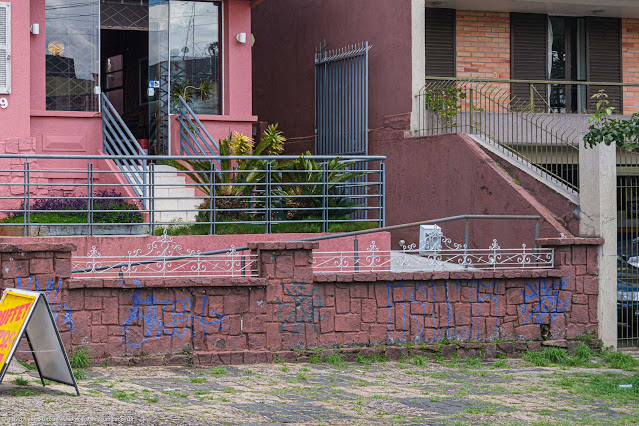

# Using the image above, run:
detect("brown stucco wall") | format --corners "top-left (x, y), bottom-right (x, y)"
top-left (370, 132), bottom-right (575, 249)
top-left (251, 0), bottom-right (413, 139)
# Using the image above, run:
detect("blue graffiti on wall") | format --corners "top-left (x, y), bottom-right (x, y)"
top-left (386, 279), bottom-right (499, 344)
top-left (122, 280), bottom-right (225, 348)
top-left (519, 278), bottom-right (570, 326)
top-left (15, 276), bottom-right (74, 331)
top-left (275, 282), bottom-right (323, 335)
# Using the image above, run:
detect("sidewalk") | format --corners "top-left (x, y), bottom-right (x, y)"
top-left (0, 357), bottom-right (637, 425)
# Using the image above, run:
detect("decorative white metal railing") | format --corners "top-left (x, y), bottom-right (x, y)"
top-left (72, 230), bottom-right (257, 279)
top-left (312, 229), bottom-right (554, 274)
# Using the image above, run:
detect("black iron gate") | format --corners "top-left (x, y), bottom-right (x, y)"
top-left (617, 149), bottom-right (639, 348)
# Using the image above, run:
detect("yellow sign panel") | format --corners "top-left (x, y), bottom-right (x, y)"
top-left (0, 290), bottom-right (36, 371)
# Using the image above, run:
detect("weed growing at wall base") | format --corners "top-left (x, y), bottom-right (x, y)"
top-left (70, 348), bottom-right (90, 369)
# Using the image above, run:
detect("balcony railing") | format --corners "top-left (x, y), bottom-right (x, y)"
top-left (414, 77), bottom-right (639, 194)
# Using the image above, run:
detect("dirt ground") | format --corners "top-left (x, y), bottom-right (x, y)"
top-left (1, 356), bottom-right (638, 425)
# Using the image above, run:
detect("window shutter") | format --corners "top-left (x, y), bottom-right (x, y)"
top-left (586, 17), bottom-right (622, 112)
top-left (425, 8), bottom-right (455, 77)
top-left (0, 2), bottom-right (9, 94)
top-left (510, 13), bottom-right (547, 109)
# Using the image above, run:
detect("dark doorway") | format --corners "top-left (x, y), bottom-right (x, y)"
top-left (100, 29), bottom-right (149, 141)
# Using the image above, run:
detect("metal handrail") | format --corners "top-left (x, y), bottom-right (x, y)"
top-left (416, 77), bottom-right (584, 193)
top-left (71, 214), bottom-right (541, 274)
top-left (177, 96), bottom-right (220, 156)
top-left (425, 76), bottom-right (639, 87)
top-left (0, 154), bottom-right (385, 161)
top-left (101, 93), bottom-right (148, 201)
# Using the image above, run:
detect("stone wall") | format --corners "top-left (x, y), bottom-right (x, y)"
top-left (0, 239), bottom-right (602, 366)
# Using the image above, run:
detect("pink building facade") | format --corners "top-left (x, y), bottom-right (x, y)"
top-left (0, 0), bottom-right (256, 157)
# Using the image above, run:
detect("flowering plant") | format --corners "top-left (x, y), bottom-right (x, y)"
top-left (27, 190), bottom-right (143, 224)
top-left (423, 85), bottom-right (467, 125)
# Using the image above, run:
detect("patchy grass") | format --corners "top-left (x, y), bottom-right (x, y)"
top-left (371, 394), bottom-right (391, 400)
top-left (73, 369), bottom-right (88, 380)
top-left (492, 360), bottom-right (508, 368)
top-left (70, 348), bottom-right (90, 369)
top-left (161, 390), bottom-right (188, 398)
top-left (13, 377), bottom-right (29, 386)
top-left (602, 350), bottom-right (639, 371)
top-left (409, 355), bottom-right (428, 367)
top-left (308, 352), bottom-right (347, 368)
top-left (523, 347), bottom-right (569, 367)
top-left (158, 218), bottom-right (378, 236)
top-left (524, 344), bottom-right (638, 371)
top-left (356, 353), bottom-right (386, 366)
top-left (523, 344), bottom-right (597, 368)
top-left (556, 372), bottom-right (639, 403)
top-left (189, 377), bottom-right (207, 383)
top-left (112, 390), bottom-right (137, 401)
top-left (17, 361), bottom-right (37, 371)
top-left (210, 366), bottom-right (228, 375)
top-left (296, 373), bottom-right (309, 381)
top-left (141, 394), bottom-right (159, 403)
top-left (466, 406), bottom-right (498, 415)
top-left (463, 357), bottom-right (482, 368)
top-left (10, 389), bottom-right (35, 397)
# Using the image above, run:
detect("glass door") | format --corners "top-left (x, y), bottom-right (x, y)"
top-left (148, 0), bottom-right (171, 155)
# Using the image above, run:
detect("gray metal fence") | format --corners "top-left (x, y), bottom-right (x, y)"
top-left (0, 154), bottom-right (385, 237)
top-left (315, 42), bottom-right (370, 156)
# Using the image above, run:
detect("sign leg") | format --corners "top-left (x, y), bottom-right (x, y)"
top-left (25, 332), bottom-right (46, 387)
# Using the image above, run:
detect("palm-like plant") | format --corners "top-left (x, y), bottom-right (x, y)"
top-left (272, 154), bottom-right (366, 221)
top-left (168, 124), bottom-right (286, 221)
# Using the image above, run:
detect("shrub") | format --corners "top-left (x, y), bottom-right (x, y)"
top-left (4, 190), bottom-right (143, 224)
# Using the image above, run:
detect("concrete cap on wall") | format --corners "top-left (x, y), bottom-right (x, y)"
top-left (536, 238), bottom-right (604, 247)
top-left (0, 243), bottom-right (77, 252)
top-left (247, 241), bottom-right (319, 250)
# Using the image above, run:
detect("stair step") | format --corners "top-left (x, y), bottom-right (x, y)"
top-left (154, 165), bottom-right (179, 175)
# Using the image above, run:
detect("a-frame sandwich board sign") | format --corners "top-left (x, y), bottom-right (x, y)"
top-left (0, 288), bottom-right (79, 396)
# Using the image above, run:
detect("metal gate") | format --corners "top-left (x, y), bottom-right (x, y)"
top-left (617, 149), bottom-right (639, 348)
top-left (315, 42), bottom-right (374, 223)
top-left (315, 42), bottom-right (370, 155)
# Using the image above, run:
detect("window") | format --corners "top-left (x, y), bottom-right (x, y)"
top-left (548, 17), bottom-right (587, 112)
top-left (169, 0), bottom-right (222, 115)
top-left (0, 2), bottom-right (10, 95)
top-left (45, 0), bottom-right (99, 111)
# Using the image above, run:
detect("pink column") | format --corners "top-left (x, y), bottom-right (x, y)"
top-left (0, 0), bottom-right (31, 140)
top-left (30, 0), bottom-right (46, 112)
top-left (223, 0), bottom-right (253, 117)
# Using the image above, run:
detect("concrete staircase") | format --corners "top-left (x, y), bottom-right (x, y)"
top-left (152, 165), bottom-right (201, 223)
